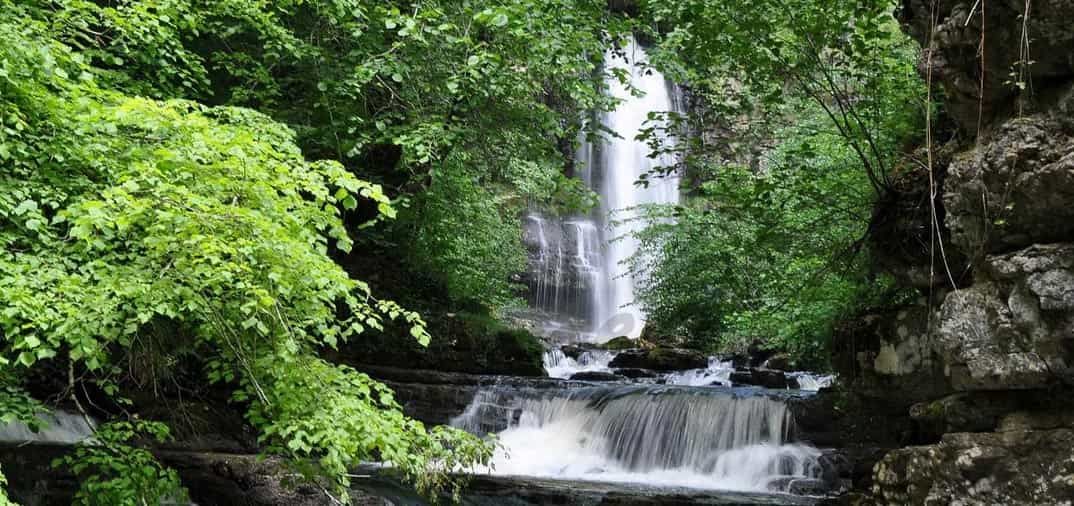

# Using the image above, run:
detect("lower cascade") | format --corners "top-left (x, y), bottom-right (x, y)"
top-left (451, 384), bottom-right (830, 494)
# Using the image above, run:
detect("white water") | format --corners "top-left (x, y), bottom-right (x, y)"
top-left (790, 373), bottom-right (836, 392)
top-left (542, 348), bottom-right (836, 392)
top-left (665, 357), bottom-right (735, 387)
top-left (453, 386), bottom-right (825, 493)
top-left (521, 36), bottom-right (681, 342)
top-left (543, 348), bottom-right (616, 379)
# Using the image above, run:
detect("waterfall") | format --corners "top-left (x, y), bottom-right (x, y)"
top-left (594, 36), bottom-right (682, 339)
top-left (521, 35), bottom-right (681, 342)
top-left (451, 386), bottom-right (826, 493)
top-left (542, 348), bottom-right (617, 379)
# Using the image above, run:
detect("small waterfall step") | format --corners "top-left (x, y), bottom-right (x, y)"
top-left (450, 384), bottom-right (844, 497)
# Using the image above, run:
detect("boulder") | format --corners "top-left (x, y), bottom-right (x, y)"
top-left (750, 368), bottom-right (790, 389)
top-left (729, 370), bottom-right (753, 386)
top-left (569, 371), bottom-right (625, 382)
top-left (761, 353), bottom-right (793, 371)
top-left (600, 336), bottom-right (641, 350)
top-left (560, 344), bottom-right (593, 360)
top-left (601, 337), bottom-right (640, 352)
top-left (608, 347), bottom-right (707, 371)
top-left (786, 479), bottom-right (828, 496)
top-left (729, 368), bottom-right (790, 389)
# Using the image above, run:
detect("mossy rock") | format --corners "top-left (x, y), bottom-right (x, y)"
top-left (601, 336), bottom-right (639, 350)
top-left (608, 347), bottom-right (707, 371)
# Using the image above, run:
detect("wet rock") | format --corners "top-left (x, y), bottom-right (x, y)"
top-left (786, 479), bottom-right (828, 496)
top-left (871, 429), bottom-right (1074, 505)
top-left (600, 336), bottom-right (643, 350)
top-left (358, 365), bottom-right (572, 425)
top-left (561, 343), bottom-right (594, 360)
top-left (608, 347), bottom-right (707, 371)
top-left (785, 376), bottom-right (801, 390)
top-left (160, 451), bottom-right (395, 506)
top-left (751, 368), bottom-right (790, 389)
top-left (729, 370), bottom-right (753, 385)
top-left (786, 389), bottom-right (919, 492)
top-left (815, 450), bottom-right (853, 487)
top-left (357, 468), bottom-right (822, 505)
top-left (730, 368), bottom-right (791, 389)
top-left (613, 368), bottom-right (659, 379)
top-left (569, 371), bottom-right (625, 382)
top-left (762, 353), bottom-right (793, 371)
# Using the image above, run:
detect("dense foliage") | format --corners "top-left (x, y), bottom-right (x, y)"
top-left (17, 0), bottom-right (625, 311)
top-left (630, 1), bottom-right (926, 363)
top-left (0, 3), bottom-right (494, 501)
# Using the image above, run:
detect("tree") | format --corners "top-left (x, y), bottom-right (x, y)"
top-left (628, 1), bottom-right (925, 362)
top-left (0, 6), bottom-right (490, 501)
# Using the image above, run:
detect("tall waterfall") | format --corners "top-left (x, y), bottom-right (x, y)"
top-left (521, 36), bottom-right (681, 342)
top-left (451, 386), bottom-right (827, 493)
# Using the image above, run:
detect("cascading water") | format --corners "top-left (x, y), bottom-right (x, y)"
top-left (521, 35), bottom-right (682, 342)
top-left (594, 36), bottom-right (682, 339)
top-left (451, 386), bottom-right (827, 494)
top-left (543, 348), bottom-right (617, 379)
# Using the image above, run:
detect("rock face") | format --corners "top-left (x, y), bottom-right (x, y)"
top-left (872, 429), bottom-right (1074, 505)
top-left (838, 1), bottom-right (1074, 503)
top-left (900, 0), bottom-right (1074, 132)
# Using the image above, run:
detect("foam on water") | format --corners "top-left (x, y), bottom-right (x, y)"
top-left (665, 357), bottom-right (735, 387)
top-left (453, 386), bottom-right (826, 494)
top-left (543, 348), bottom-right (617, 379)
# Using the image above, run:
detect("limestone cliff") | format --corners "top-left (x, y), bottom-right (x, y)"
top-left (839, 1), bottom-right (1074, 503)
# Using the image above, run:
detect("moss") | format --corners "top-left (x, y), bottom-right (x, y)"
top-left (601, 336), bottom-right (639, 350)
